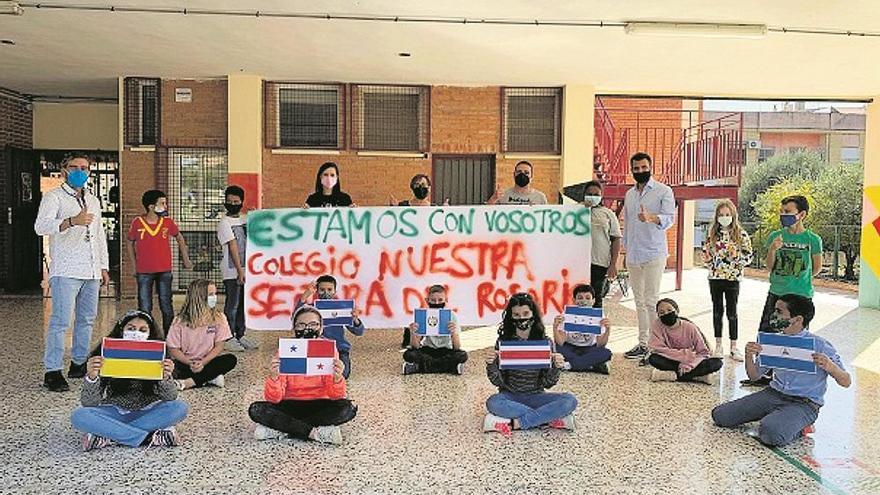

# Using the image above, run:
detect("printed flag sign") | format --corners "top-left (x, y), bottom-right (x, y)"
top-left (563, 306), bottom-right (603, 335)
top-left (279, 338), bottom-right (337, 376)
top-left (315, 299), bottom-right (355, 327)
top-left (101, 338), bottom-right (165, 380)
top-left (414, 308), bottom-right (453, 336)
top-left (498, 340), bottom-right (553, 370)
top-left (757, 332), bottom-right (817, 374)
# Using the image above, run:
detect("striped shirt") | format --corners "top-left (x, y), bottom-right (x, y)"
top-left (34, 184), bottom-right (109, 280)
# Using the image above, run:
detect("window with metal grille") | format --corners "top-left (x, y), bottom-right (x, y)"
top-left (502, 87), bottom-right (562, 154)
top-left (156, 147), bottom-right (228, 292)
top-left (124, 77), bottom-right (160, 146)
top-left (351, 84), bottom-right (429, 151)
top-left (265, 82), bottom-right (344, 148)
top-left (758, 148), bottom-right (776, 163)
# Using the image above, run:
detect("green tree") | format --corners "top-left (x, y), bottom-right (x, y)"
top-left (812, 162), bottom-right (864, 280)
top-left (751, 178), bottom-right (819, 268)
top-left (739, 151), bottom-right (824, 222)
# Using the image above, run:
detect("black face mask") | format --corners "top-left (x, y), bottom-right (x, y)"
top-left (659, 312), bottom-right (678, 327)
top-left (633, 171), bottom-right (651, 184)
top-left (427, 302), bottom-right (446, 309)
top-left (512, 318), bottom-right (533, 331)
top-left (225, 203), bottom-right (243, 215)
top-left (295, 329), bottom-right (319, 339)
top-left (412, 186), bottom-right (429, 200)
top-left (514, 173), bottom-right (531, 188)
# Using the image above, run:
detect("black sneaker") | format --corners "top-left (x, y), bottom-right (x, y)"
top-left (43, 371), bottom-right (70, 392)
top-left (590, 362), bottom-right (610, 375)
top-left (740, 375), bottom-right (772, 387)
top-left (624, 344), bottom-right (648, 360)
top-left (68, 361), bottom-right (87, 379)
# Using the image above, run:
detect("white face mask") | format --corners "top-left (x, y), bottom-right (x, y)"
top-left (718, 215), bottom-right (733, 227)
top-left (584, 195), bottom-right (602, 207)
top-left (123, 329), bottom-right (149, 341)
top-left (207, 295), bottom-right (218, 308)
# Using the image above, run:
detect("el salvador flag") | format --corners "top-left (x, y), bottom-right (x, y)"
top-left (315, 299), bottom-right (354, 327)
top-left (757, 332), bottom-right (817, 374)
top-left (563, 306), bottom-right (603, 335)
top-left (414, 308), bottom-right (452, 336)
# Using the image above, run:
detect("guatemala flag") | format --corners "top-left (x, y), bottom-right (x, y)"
top-left (414, 308), bottom-right (452, 336)
top-left (498, 340), bottom-right (552, 370)
top-left (563, 306), bottom-right (603, 335)
top-left (757, 332), bottom-right (817, 374)
top-left (278, 338), bottom-right (337, 376)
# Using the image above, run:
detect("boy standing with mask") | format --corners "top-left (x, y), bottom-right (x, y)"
top-left (487, 161), bottom-right (548, 205)
top-left (297, 275), bottom-right (365, 379)
top-left (218, 185), bottom-right (258, 352)
top-left (127, 189), bottom-right (193, 334)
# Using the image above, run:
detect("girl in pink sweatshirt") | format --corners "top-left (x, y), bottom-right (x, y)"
top-left (647, 298), bottom-right (723, 383)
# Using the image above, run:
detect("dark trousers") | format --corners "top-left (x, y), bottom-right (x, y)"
top-left (403, 346), bottom-right (468, 373)
top-left (590, 263), bottom-right (610, 308)
top-left (173, 354), bottom-right (237, 386)
top-left (648, 354), bottom-right (723, 381)
top-left (136, 272), bottom-right (174, 334)
top-left (758, 292), bottom-right (781, 333)
top-left (339, 351), bottom-right (351, 380)
top-left (223, 279), bottom-right (246, 339)
top-left (709, 279), bottom-right (740, 340)
top-left (248, 399), bottom-right (357, 440)
top-left (558, 343), bottom-right (612, 372)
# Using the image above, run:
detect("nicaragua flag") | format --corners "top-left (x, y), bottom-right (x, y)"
top-left (563, 306), bottom-right (603, 334)
top-left (757, 332), bottom-right (817, 374)
top-left (498, 340), bottom-right (552, 370)
top-left (279, 338), bottom-right (337, 376)
top-left (101, 338), bottom-right (165, 380)
top-left (414, 308), bottom-right (452, 336)
top-left (315, 299), bottom-right (355, 327)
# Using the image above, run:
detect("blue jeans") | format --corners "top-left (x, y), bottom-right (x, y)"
top-left (559, 343), bottom-right (612, 372)
top-left (136, 272), bottom-right (174, 334)
top-left (486, 392), bottom-right (578, 430)
top-left (71, 400), bottom-right (189, 447)
top-left (45, 277), bottom-right (100, 372)
top-left (223, 279), bottom-right (246, 339)
top-left (712, 387), bottom-right (819, 447)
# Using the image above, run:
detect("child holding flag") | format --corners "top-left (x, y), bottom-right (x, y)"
top-left (248, 305), bottom-right (357, 445)
top-left (552, 284), bottom-right (613, 374)
top-left (70, 310), bottom-right (189, 451)
top-left (712, 294), bottom-right (850, 447)
top-left (297, 275), bottom-right (364, 379)
top-left (647, 298), bottom-right (723, 383)
top-left (483, 293), bottom-right (577, 436)
top-left (167, 279), bottom-right (238, 390)
top-left (402, 285), bottom-right (469, 375)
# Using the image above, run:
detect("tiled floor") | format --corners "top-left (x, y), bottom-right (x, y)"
top-left (2, 269), bottom-right (879, 494)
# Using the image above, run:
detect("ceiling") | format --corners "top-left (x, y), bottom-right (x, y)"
top-left (2, 0), bottom-right (880, 99)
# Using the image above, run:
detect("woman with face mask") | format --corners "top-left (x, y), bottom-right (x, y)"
top-left (701, 199), bottom-right (753, 361)
top-left (70, 310), bottom-right (189, 451)
top-left (166, 279), bottom-right (238, 391)
top-left (304, 162), bottom-right (355, 208)
top-left (392, 174), bottom-right (435, 207)
top-left (248, 305), bottom-right (357, 445)
top-left (482, 293), bottom-right (577, 436)
top-left (647, 298), bottom-right (723, 383)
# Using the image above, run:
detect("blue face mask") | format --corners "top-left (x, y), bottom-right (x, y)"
top-left (67, 169), bottom-right (89, 188)
top-left (780, 214), bottom-right (798, 228)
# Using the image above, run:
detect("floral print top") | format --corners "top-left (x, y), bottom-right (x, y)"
top-left (702, 229), bottom-right (753, 281)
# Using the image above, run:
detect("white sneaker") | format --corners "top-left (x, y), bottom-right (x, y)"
top-left (254, 424), bottom-right (286, 441)
top-left (482, 413), bottom-right (512, 435)
top-left (712, 347), bottom-right (724, 359)
top-left (239, 336), bottom-right (260, 350)
top-left (225, 338), bottom-right (246, 352)
top-left (730, 347), bottom-right (744, 362)
top-left (562, 361), bottom-right (572, 371)
top-left (548, 414), bottom-right (576, 431)
top-left (455, 363), bottom-right (465, 375)
top-left (693, 373), bottom-right (717, 385)
top-left (311, 425), bottom-right (343, 445)
top-left (208, 374), bottom-right (225, 388)
top-left (650, 369), bottom-right (679, 382)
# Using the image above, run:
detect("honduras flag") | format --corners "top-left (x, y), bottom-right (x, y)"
top-left (563, 306), bottom-right (603, 335)
top-left (757, 332), bottom-right (817, 374)
top-left (498, 340), bottom-right (552, 370)
top-left (414, 308), bottom-right (452, 336)
top-left (315, 299), bottom-right (355, 327)
top-left (278, 338), bottom-right (337, 376)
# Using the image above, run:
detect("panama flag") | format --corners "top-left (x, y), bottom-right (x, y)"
top-left (757, 332), bottom-right (817, 374)
top-left (498, 340), bottom-right (553, 370)
top-left (101, 338), bottom-right (165, 380)
top-left (563, 306), bottom-right (604, 334)
top-left (414, 308), bottom-right (452, 336)
top-left (315, 299), bottom-right (355, 328)
top-left (279, 338), bottom-right (336, 376)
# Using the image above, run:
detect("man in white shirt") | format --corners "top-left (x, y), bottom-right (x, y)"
top-left (34, 155), bottom-right (110, 391)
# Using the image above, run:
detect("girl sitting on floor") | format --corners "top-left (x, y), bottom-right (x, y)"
top-left (647, 298), bottom-right (723, 383)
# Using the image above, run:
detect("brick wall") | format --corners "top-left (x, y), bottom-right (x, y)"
top-left (0, 89), bottom-right (34, 288)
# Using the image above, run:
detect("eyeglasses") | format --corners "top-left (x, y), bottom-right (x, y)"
top-left (293, 322), bottom-right (321, 332)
